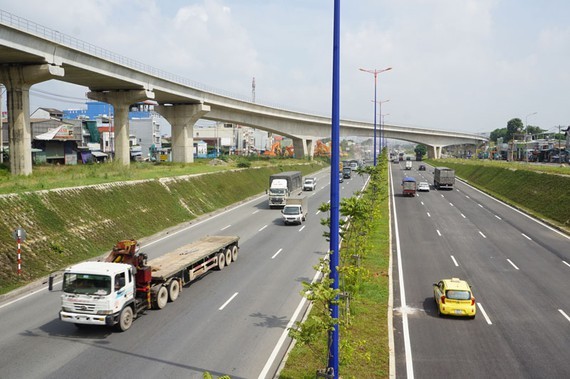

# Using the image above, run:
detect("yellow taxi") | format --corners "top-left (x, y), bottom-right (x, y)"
top-left (433, 278), bottom-right (476, 319)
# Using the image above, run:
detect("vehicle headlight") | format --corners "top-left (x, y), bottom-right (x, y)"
top-left (97, 310), bottom-right (113, 315)
top-left (62, 306), bottom-right (73, 312)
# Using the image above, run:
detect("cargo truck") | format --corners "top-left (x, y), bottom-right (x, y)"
top-left (268, 171), bottom-right (302, 208)
top-left (402, 177), bottom-right (417, 197)
top-left (405, 160), bottom-right (413, 170)
top-left (433, 167), bottom-right (455, 189)
top-left (50, 235), bottom-right (239, 332)
top-left (281, 194), bottom-right (308, 225)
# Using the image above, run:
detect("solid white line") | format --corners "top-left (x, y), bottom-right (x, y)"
top-left (479, 231), bottom-right (487, 238)
top-left (559, 309), bottom-right (570, 323)
top-left (457, 178), bottom-right (570, 240)
top-left (460, 213), bottom-right (466, 218)
top-left (220, 225), bottom-right (231, 231)
top-left (258, 267), bottom-right (321, 379)
top-left (436, 230), bottom-right (441, 237)
top-left (521, 233), bottom-right (532, 241)
top-left (271, 248), bottom-right (283, 259)
top-left (495, 215), bottom-right (502, 220)
top-left (258, 225), bottom-right (268, 232)
top-left (563, 261), bottom-right (570, 268)
top-left (477, 303), bottom-right (493, 325)
top-left (450, 255), bottom-right (459, 266)
top-left (0, 285), bottom-right (49, 310)
top-left (219, 292), bottom-right (238, 310)
top-left (298, 225), bottom-right (306, 232)
top-left (426, 212), bottom-right (431, 218)
top-left (390, 164), bottom-right (415, 378)
top-left (507, 259), bottom-right (519, 270)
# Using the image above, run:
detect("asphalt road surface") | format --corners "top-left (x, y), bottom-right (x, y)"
top-left (0, 168), bottom-right (369, 379)
top-left (391, 160), bottom-right (570, 378)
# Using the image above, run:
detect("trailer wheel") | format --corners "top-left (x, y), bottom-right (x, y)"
top-left (117, 306), bottom-right (133, 332)
top-left (225, 248), bottom-right (233, 266)
top-left (155, 286), bottom-right (169, 309)
top-left (217, 252), bottom-right (226, 270)
top-left (168, 280), bottom-right (180, 302)
top-left (231, 245), bottom-right (238, 262)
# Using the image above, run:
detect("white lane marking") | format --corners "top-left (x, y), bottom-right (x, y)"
top-left (450, 255), bottom-right (459, 266)
top-left (478, 203), bottom-right (484, 208)
top-left (479, 231), bottom-right (487, 238)
top-left (507, 259), bottom-right (520, 270)
top-left (477, 303), bottom-right (492, 325)
top-left (421, 201), bottom-right (424, 206)
top-left (456, 178), bottom-right (570, 240)
top-left (427, 212), bottom-right (431, 218)
top-left (390, 167), bottom-right (415, 379)
top-left (559, 309), bottom-right (570, 323)
top-left (465, 195), bottom-right (470, 199)
top-left (441, 194), bottom-right (445, 198)
top-left (271, 248), bottom-right (283, 259)
top-left (460, 213), bottom-right (466, 218)
top-left (0, 285), bottom-right (49, 310)
top-left (436, 230), bottom-right (441, 237)
top-left (219, 292), bottom-right (239, 310)
top-left (521, 233), bottom-right (532, 241)
top-left (258, 265), bottom-right (321, 379)
top-left (220, 225), bottom-right (231, 231)
top-left (495, 215), bottom-right (502, 220)
top-left (563, 261), bottom-right (570, 268)
top-left (299, 225), bottom-right (306, 232)
top-left (449, 203), bottom-right (454, 207)
top-left (258, 225), bottom-right (268, 232)
top-left (252, 210), bottom-right (260, 215)
top-left (316, 210), bottom-right (321, 215)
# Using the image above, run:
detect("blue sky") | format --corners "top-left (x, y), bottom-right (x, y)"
top-left (1, 0), bottom-right (568, 135)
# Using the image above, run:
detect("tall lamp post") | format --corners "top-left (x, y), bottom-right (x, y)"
top-left (525, 112), bottom-right (537, 161)
top-left (381, 113), bottom-right (390, 149)
top-left (359, 67), bottom-right (392, 165)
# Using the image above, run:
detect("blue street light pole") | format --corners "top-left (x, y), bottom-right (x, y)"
top-left (328, 0), bottom-right (340, 377)
top-left (360, 67), bottom-right (392, 165)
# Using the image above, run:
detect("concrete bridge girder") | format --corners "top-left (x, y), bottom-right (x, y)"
top-left (87, 90), bottom-right (155, 165)
top-left (156, 103), bottom-right (211, 163)
top-left (0, 64), bottom-right (64, 176)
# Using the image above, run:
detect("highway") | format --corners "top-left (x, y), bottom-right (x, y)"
top-left (0, 168), bottom-right (369, 379)
top-left (391, 160), bottom-right (570, 378)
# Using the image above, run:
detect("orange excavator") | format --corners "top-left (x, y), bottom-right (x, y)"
top-left (263, 141), bottom-right (281, 156)
top-left (314, 140), bottom-right (331, 157)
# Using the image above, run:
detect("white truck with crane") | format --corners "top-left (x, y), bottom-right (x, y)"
top-left (50, 235), bottom-right (239, 332)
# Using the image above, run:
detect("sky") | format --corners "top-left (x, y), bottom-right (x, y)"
top-left (1, 0), bottom-right (569, 135)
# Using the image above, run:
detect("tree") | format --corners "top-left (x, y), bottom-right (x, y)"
top-left (525, 125), bottom-right (546, 136)
top-left (490, 128), bottom-right (507, 143)
top-left (506, 118), bottom-right (524, 141)
top-left (414, 144), bottom-right (427, 157)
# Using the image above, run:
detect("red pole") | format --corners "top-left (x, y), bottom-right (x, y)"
top-left (17, 236), bottom-right (21, 275)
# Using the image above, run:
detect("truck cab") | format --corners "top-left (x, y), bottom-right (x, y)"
top-left (59, 262), bottom-right (137, 330)
top-left (268, 179), bottom-right (289, 207)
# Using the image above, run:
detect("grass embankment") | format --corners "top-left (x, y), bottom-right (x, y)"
top-left (426, 159), bottom-right (570, 231)
top-left (0, 158), bottom-right (324, 295)
top-left (280, 159), bottom-right (390, 378)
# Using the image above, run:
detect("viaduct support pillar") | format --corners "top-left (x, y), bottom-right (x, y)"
top-left (0, 64), bottom-right (64, 176)
top-left (88, 90), bottom-right (155, 165)
top-left (156, 103), bottom-right (211, 163)
top-left (292, 137), bottom-right (314, 159)
top-left (427, 145), bottom-right (442, 159)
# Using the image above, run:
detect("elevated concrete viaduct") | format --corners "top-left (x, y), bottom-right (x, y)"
top-left (0, 11), bottom-right (487, 175)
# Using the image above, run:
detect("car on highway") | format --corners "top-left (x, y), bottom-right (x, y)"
top-left (339, 173), bottom-right (343, 183)
top-left (303, 177), bottom-right (316, 191)
top-left (433, 278), bottom-right (476, 318)
top-left (419, 164), bottom-right (426, 171)
top-left (417, 181), bottom-right (430, 192)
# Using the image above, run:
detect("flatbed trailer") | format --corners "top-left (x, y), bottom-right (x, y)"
top-left (53, 235), bottom-right (239, 331)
